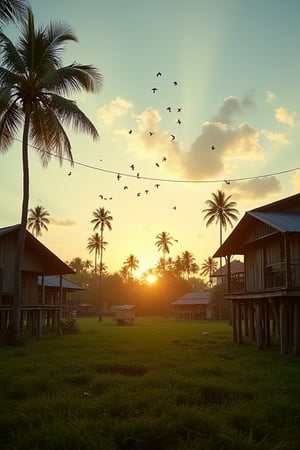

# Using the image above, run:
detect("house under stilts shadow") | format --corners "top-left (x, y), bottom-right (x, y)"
top-left (213, 193), bottom-right (300, 355)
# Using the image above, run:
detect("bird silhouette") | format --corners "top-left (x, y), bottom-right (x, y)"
top-left (162, 156), bottom-right (167, 162)
top-left (117, 174), bottom-right (121, 180)
top-left (137, 192), bottom-right (141, 196)
top-left (99, 195), bottom-right (103, 199)
top-left (173, 81), bottom-right (178, 86)
top-left (177, 107), bottom-right (182, 113)
top-left (152, 87), bottom-right (158, 93)
top-left (130, 164), bottom-right (135, 171)
top-left (155, 163), bottom-right (160, 167)
top-left (166, 106), bottom-right (172, 112)
top-left (170, 134), bottom-right (176, 141)
top-left (154, 184), bottom-right (160, 189)
top-left (128, 129), bottom-right (133, 134)
top-left (124, 186), bottom-right (128, 190)
top-left (149, 131), bottom-right (154, 136)
top-left (172, 206), bottom-right (177, 210)
top-left (137, 172), bottom-right (140, 178)
top-left (177, 118), bottom-right (181, 125)
top-left (224, 180), bottom-right (231, 185)
top-left (211, 145), bottom-right (216, 150)
top-left (156, 72), bottom-right (162, 77)
top-left (68, 172), bottom-right (72, 176)
top-left (145, 189), bottom-right (149, 194)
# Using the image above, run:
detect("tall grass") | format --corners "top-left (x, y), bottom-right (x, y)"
top-left (0, 317), bottom-right (299, 449)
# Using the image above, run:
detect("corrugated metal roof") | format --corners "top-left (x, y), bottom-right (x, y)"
top-left (37, 275), bottom-right (84, 290)
top-left (212, 260), bottom-right (244, 277)
top-left (171, 291), bottom-right (210, 305)
top-left (248, 211), bottom-right (300, 232)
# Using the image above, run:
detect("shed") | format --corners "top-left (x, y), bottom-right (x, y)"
top-left (0, 224), bottom-right (75, 336)
top-left (213, 193), bottom-right (300, 355)
top-left (112, 304), bottom-right (135, 325)
top-left (170, 291), bottom-right (211, 320)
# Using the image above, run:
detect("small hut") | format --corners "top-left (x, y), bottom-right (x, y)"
top-left (0, 224), bottom-right (75, 337)
top-left (170, 292), bottom-right (211, 320)
top-left (111, 305), bottom-right (135, 325)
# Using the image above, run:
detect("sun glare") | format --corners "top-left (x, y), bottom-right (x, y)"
top-left (146, 274), bottom-right (157, 284)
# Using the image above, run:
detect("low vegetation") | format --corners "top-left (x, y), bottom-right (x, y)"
top-left (0, 318), bottom-right (299, 449)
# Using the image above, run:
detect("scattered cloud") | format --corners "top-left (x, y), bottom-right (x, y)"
top-left (261, 129), bottom-right (289, 145)
top-left (275, 107), bottom-right (297, 127)
top-left (225, 176), bottom-right (281, 200)
top-left (97, 96), bottom-right (133, 127)
top-left (50, 218), bottom-right (76, 227)
top-left (266, 90), bottom-right (276, 104)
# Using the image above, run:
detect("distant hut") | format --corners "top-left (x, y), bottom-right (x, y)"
top-left (111, 304), bottom-right (135, 325)
top-left (170, 291), bottom-right (211, 320)
top-left (211, 260), bottom-right (244, 291)
top-left (213, 193), bottom-right (300, 355)
top-left (0, 225), bottom-right (75, 337)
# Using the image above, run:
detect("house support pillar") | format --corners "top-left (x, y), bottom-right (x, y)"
top-left (280, 301), bottom-right (288, 354)
top-left (293, 299), bottom-right (300, 355)
top-left (237, 301), bottom-right (243, 344)
top-left (232, 301), bottom-right (237, 343)
top-left (264, 301), bottom-right (270, 347)
top-left (256, 302), bottom-right (263, 350)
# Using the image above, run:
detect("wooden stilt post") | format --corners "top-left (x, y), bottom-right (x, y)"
top-left (237, 301), bottom-right (243, 344)
top-left (232, 301), bottom-right (237, 343)
top-left (293, 300), bottom-right (300, 355)
top-left (250, 303), bottom-right (255, 341)
top-left (264, 300), bottom-right (270, 347)
top-left (244, 302), bottom-right (249, 337)
top-left (280, 301), bottom-right (288, 354)
top-left (256, 302), bottom-right (263, 350)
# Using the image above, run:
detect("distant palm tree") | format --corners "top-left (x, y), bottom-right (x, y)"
top-left (91, 207), bottom-right (113, 318)
top-left (69, 257), bottom-right (85, 274)
top-left (83, 260), bottom-right (93, 273)
top-left (119, 265), bottom-right (130, 284)
top-left (0, 7), bottom-right (103, 343)
top-left (155, 231), bottom-right (173, 269)
top-left (0, 0), bottom-right (26, 27)
top-left (86, 232), bottom-right (107, 275)
top-left (27, 205), bottom-right (50, 237)
top-left (202, 190), bottom-right (239, 267)
top-left (181, 250), bottom-right (196, 279)
top-left (201, 257), bottom-right (218, 287)
top-left (124, 254), bottom-right (139, 277)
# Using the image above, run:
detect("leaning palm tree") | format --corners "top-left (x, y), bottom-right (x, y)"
top-left (0, 7), bottom-right (103, 342)
top-left (27, 205), bottom-right (50, 237)
top-left (124, 254), bottom-right (139, 278)
top-left (86, 232), bottom-right (107, 275)
top-left (202, 190), bottom-right (239, 267)
top-left (91, 207), bottom-right (113, 318)
top-left (155, 231), bottom-right (173, 270)
top-left (0, 0), bottom-right (27, 27)
top-left (201, 256), bottom-right (218, 287)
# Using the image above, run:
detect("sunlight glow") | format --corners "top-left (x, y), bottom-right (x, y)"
top-left (146, 274), bottom-right (157, 284)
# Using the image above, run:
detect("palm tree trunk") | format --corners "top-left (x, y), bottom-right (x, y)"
top-left (6, 116), bottom-right (30, 344)
top-left (98, 224), bottom-right (104, 321)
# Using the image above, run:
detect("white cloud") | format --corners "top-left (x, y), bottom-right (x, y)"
top-left (266, 90), bottom-right (276, 104)
top-left (261, 129), bottom-right (289, 145)
top-left (275, 107), bottom-right (297, 127)
top-left (97, 96), bottom-right (133, 127)
top-left (225, 176), bottom-right (281, 200)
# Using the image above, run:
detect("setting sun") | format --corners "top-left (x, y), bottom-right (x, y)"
top-left (146, 274), bottom-right (157, 284)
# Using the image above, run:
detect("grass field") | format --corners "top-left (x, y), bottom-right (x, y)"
top-left (0, 317), bottom-right (300, 450)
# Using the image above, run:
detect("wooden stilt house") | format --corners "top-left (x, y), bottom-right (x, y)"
top-left (213, 193), bottom-right (300, 355)
top-left (0, 224), bottom-right (75, 338)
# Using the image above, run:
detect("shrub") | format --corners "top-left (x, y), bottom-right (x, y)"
top-left (60, 317), bottom-right (80, 334)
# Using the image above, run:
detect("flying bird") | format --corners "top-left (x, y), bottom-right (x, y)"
top-left (172, 206), bottom-right (177, 210)
top-left (137, 192), bottom-right (141, 197)
top-left (68, 171), bottom-right (71, 176)
top-left (225, 180), bottom-right (231, 185)
top-left (156, 71), bottom-right (162, 77)
top-left (177, 118), bottom-right (181, 125)
top-left (124, 186), bottom-right (128, 190)
top-left (170, 134), bottom-right (176, 141)
top-left (155, 162), bottom-right (160, 167)
top-left (99, 195), bottom-right (103, 199)
top-left (211, 145), bottom-right (216, 150)
top-left (173, 81), bottom-right (178, 86)
top-left (128, 129), bottom-right (133, 134)
top-left (130, 164), bottom-right (135, 171)
top-left (177, 107), bottom-right (182, 113)
top-left (145, 189), bottom-right (149, 194)
top-left (166, 106), bottom-right (172, 112)
top-left (162, 156), bottom-right (167, 162)
top-left (154, 184), bottom-right (160, 189)
top-left (117, 173), bottom-right (121, 180)
top-left (149, 131), bottom-right (154, 136)
top-left (152, 87), bottom-right (158, 93)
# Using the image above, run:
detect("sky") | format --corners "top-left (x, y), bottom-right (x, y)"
top-left (1, 0), bottom-right (300, 277)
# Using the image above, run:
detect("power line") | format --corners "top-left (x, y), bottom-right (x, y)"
top-left (15, 138), bottom-right (300, 184)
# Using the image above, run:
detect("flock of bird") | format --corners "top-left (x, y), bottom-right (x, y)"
top-left (67, 70), bottom-right (220, 211)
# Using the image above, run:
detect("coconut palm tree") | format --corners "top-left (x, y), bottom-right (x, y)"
top-left (155, 231), bottom-right (173, 270)
top-left (91, 207), bottom-right (113, 318)
top-left (0, 7), bottom-right (103, 342)
top-left (86, 232), bottom-right (107, 275)
top-left (27, 205), bottom-right (50, 237)
top-left (124, 254), bottom-right (139, 278)
top-left (0, 0), bottom-right (27, 27)
top-left (202, 190), bottom-right (239, 267)
top-left (180, 250), bottom-right (196, 279)
top-left (201, 256), bottom-right (218, 287)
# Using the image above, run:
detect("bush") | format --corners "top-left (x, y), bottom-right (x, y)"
top-left (60, 317), bottom-right (80, 334)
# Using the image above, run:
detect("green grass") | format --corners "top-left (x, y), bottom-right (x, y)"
top-left (0, 317), bottom-right (300, 449)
